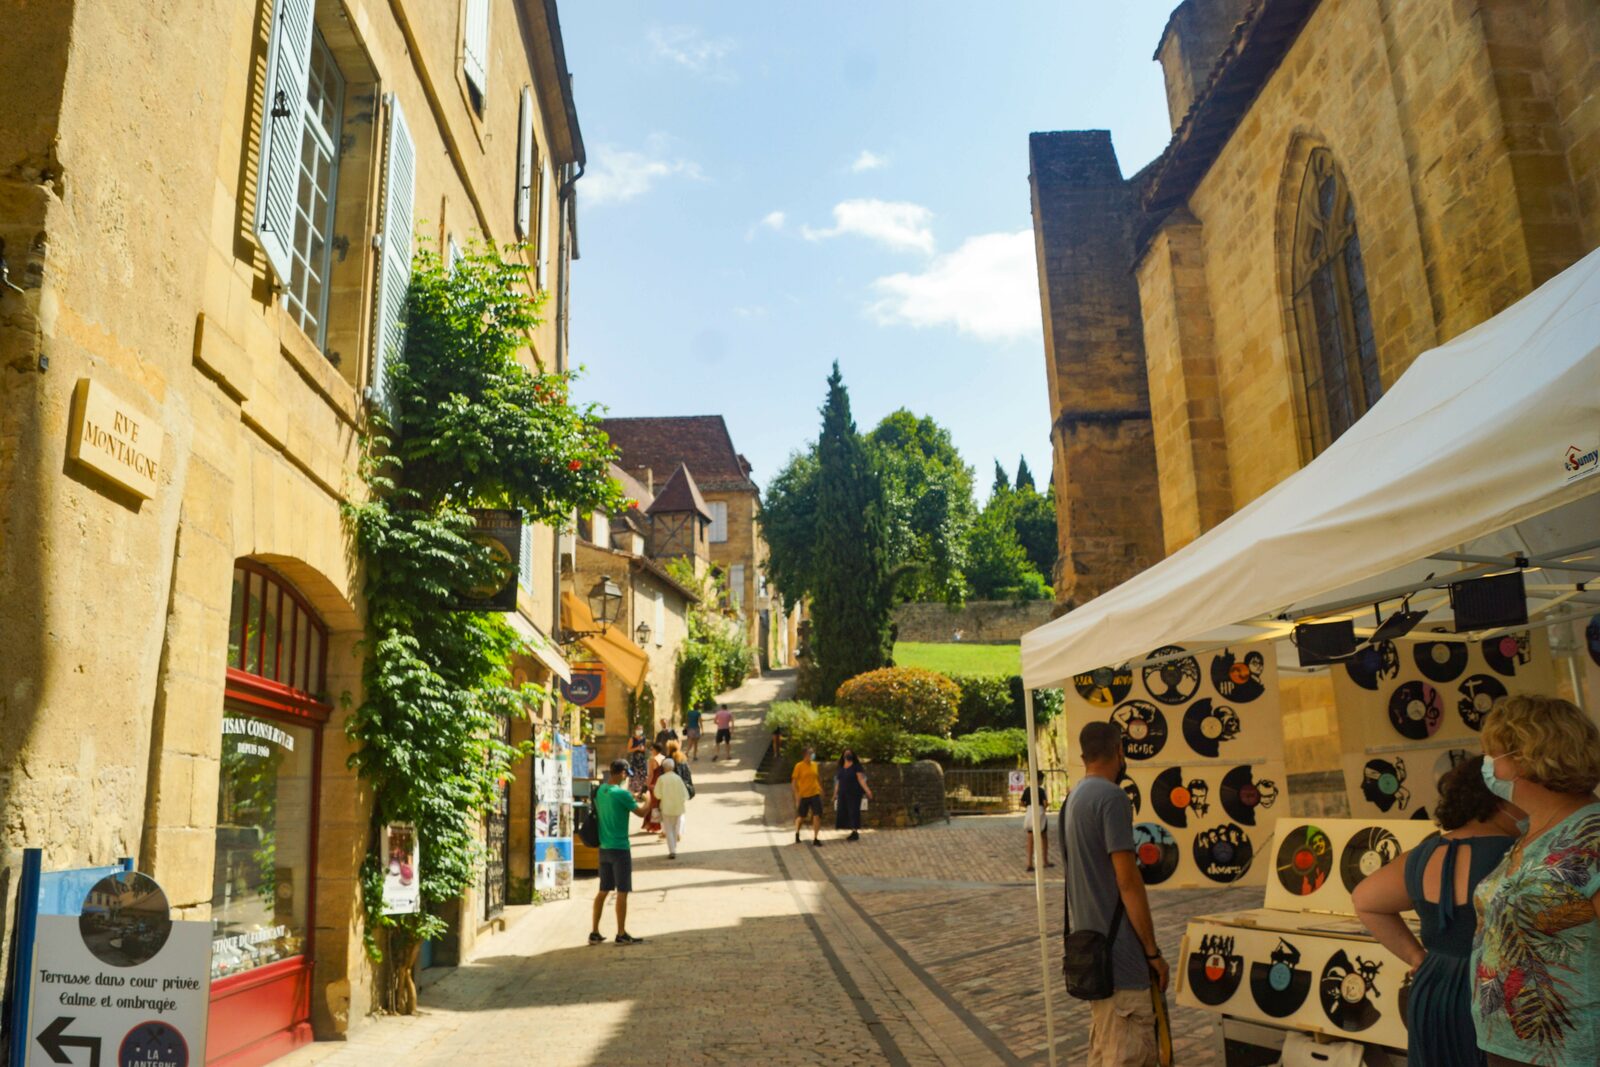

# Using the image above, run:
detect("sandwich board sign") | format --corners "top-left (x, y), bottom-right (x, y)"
top-left (8, 853), bottom-right (210, 1066)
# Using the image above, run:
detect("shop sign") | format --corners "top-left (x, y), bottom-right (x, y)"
top-left (1008, 770), bottom-right (1027, 796)
top-left (380, 824), bottom-right (421, 916)
top-left (559, 667), bottom-right (605, 707)
top-left (534, 734), bottom-right (574, 899)
top-left (67, 378), bottom-right (164, 499)
top-left (21, 869), bottom-right (210, 1067)
top-left (454, 508), bottom-right (523, 612)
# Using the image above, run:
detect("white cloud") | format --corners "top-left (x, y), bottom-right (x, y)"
top-left (759, 210), bottom-right (786, 231)
top-left (583, 145), bottom-right (703, 207)
top-left (869, 230), bottom-right (1041, 343)
top-left (850, 150), bottom-right (888, 172)
top-left (648, 26), bottom-right (737, 80)
top-left (801, 199), bottom-right (935, 255)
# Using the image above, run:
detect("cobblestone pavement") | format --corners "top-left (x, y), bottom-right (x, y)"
top-left (279, 671), bottom-right (1254, 1066)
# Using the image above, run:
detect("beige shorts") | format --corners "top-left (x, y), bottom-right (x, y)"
top-left (1086, 988), bottom-right (1156, 1067)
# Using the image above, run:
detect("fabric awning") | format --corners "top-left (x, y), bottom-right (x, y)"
top-left (1021, 247), bottom-right (1600, 689)
top-left (506, 608), bottom-right (572, 683)
top-left (561, 591), bottom-right (649, 692)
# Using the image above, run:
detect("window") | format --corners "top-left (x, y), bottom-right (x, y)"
top-left (462, 0), bottom-right (490, 115)
top-left (370, 95), bottom-right (415, 407)
top-left (518, 521), bottom-right (535, 594)
top-left (653, 590), bottom-right (664, 646)
top-left (227, 562), bottom-right (329, 700)
top-left (1291, 149), bottom-right (1382, 455)
top-left (729, 564), bottom-right (745, 611)
top-left (707, 501), bottom-right (728, 543)
top-left (276, 30), bottom-right (345, 346)
top-left (536, 162), bottom-right (552, 290)
top-left (447, 235), bottom-right (464, 273)
top-left (516, 87), bottom-right (535, 239)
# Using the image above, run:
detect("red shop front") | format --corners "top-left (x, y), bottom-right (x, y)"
top-left (206, 562), bottom-right (328, 1065)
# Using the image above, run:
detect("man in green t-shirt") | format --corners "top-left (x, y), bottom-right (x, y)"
top-left (591, 758), bottom-right (648, 945)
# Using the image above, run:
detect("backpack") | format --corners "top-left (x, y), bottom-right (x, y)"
top-left (676, 762), bottom-right (696, 799)
top-left (576, 794), bottom-right (601, 848)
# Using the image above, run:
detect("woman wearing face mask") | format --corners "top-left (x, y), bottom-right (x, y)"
top-left (1472, 694), bottom-right (1600, 1067)
top-left (627, 725), bottom-right (649, 795)
top-left (834, 749), bottom-right (872, 843)
top-left (1353, 755), bottom-right (1519, 1066)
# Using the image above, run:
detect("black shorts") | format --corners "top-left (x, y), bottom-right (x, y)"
top-left (598, 849), bottom-right (633, 893)
top-left (797, 794), bottom-right (824, 819)
top-left (715, 727), bottom-right (732, 743)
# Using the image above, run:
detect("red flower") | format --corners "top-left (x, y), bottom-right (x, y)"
top-left (568, 460), bottom-right (582, 471)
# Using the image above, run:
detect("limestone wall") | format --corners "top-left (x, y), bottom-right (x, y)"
top-left (891, 601), bottom-right (1055, 645)
top-left (816, 760), bottom-right (950, 829)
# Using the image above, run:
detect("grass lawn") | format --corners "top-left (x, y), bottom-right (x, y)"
top-left (893, 641), bottom-right (1020, 677)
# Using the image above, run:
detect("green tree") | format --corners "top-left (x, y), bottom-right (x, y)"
top-left (760, 447), bottom-right (821, 604)
top-left (1015, 455), bottom-right (1035, 492)
top-left (991, 460), bottom-right (1011, 498)
top-left (867, 409), bottom-right (975, 605)
top-left (1012, 483), bottom-right (1059, 582)
top-left (966, 485), bottom-right (1052, 602)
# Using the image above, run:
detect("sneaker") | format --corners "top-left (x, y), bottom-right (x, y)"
top-left (812, 839), bottom-right (823, 848)
top-left (588, 932), bottom-right (606, 945)
top-left (848, 831), bottom-right (860, 842)
top-left (667, 853), bottom-right (677, 860)
top-left (615, 933), bottom-right (646, 945)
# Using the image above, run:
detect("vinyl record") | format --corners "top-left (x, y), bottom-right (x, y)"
top-left (1111, 700), bottom-right (1169, 761)
top-left (1359, 757), bottom-right (1410, 813)
top-left (1387, 680), bottom-right (1444, 740)
top-left (1187, 933), bottom-right (1244, 1006)
top-left (1275, 824), bottom-right (1332, 896)
top-left (1457, 674), bottom-right (1506, 731)
top-left (1410, 806), bottom-right (1430, 821)
top-left (1209, 648), bottom-right (1267, 703)
top-left (1141, 646), bottom-right (1201, 705)
top-left (1413, 641), bottom-right (1468, 682)
top-left (1432, 748), bottom-right (1472, 785)
top-left (1118, 773), bottom-right (1142, 816)
top-left (1151, 767), bottom-right (1210, 827)
top-left (1073, 664), bottom-right (1133, 708)
top-left (1192, 822), bottom-right (1254, 883)
top-left (1320, 950), bottom-right (1383, 1032)
top-left (1340, 827), bottom-right (1402, 892)
top-left (1586, 615), bottom-right (1600, 669)
top-left (1132, 823), bottom-right (1179, 885)
top-left (1182, 698), bottom-right (1241, 758)
top-left (1249, 938), bottom-right (1312, 1018)
top-left (1482, 633), bottom-right (1531, 676)
top-left (1344, 640), bottom-right (1399, 691)
top-left (1219, 764), bottom-right (1279, 826)
top-left (1398, 970), bottom-right (1415, 1029)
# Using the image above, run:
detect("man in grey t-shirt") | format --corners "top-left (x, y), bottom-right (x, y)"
top-left (1061, 721), bottom-right (1169, 1067)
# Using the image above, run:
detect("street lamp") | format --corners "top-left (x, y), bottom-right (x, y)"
top-left (634, 619), bottom-right (652, 646)
top-left (561, 575), bottom-right (623, 644)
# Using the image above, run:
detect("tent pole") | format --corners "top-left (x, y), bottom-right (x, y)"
top-left (1024, 687), bottom-right (1060, 1067)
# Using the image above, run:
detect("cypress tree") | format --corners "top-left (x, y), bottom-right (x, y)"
top-left (992, 460), bottom-right (1011, 497)
top-left (810, 362), bottom-right (893, 699)
top-left (1015, 455), bottom-right (1035, 492)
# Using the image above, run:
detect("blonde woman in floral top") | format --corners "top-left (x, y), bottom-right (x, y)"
top-left (1472, 694), bottom-right (1600, 1067)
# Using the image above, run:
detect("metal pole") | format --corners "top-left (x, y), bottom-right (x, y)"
top-left (1024, 689), bottom-right (1059, 1067)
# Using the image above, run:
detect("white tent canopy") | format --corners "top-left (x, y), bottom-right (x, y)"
top-left (1021, 246), bottom-right (1600, 690)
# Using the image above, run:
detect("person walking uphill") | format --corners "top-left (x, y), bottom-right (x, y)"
top-left (792, 747), bottom-right (824, 847)
top-left (712, 704), bottom-right (734, 761)
top-left (591, 758), bottom-right (648, 946)
top-left (1062, 721), bottom-right (1169, 1067)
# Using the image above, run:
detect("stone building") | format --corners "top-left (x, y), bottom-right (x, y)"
top-left (601, 415), bottom-right (799, 669)
top-left (1031, 0), bottom-right (1598, 788)
top-left (0, 0), bottom-right (586, 1061)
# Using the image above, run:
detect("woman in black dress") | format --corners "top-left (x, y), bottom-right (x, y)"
top-left (834, 749), bottom-right (873, 842)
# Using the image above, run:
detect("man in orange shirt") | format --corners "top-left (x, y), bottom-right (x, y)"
top-left (791, 747), bottom-right (824, 847)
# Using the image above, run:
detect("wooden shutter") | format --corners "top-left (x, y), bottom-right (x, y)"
top-left (463, 0), bottom-right (490, 97)
top-left (535, 161), bottom-right (552, 289)
top-left (518, 521), bottom-right (535, 593)
top-left (516, 87), bottom-right (533, 239)
top-left (370, 95), bottom-right (415, 408)
top-left (255, 0), bottom-right (315, 284)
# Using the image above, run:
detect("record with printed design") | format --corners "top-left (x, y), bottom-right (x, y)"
top-left (1587, 615), bottom-right (1600, 668)
top-left (1112, 700), bottom-right (1169, 761)
top-left (1482, 634), bottom-right (1531, 676)
top-left (1275, 824), bottom-right (1332, 896)
top-left (1187, 933), bottom-right (1245, 1006)
top-left (1456, 674), bottom-right (1506, 731)
top-left (1133, 823), bottom-right (1179, 884)
top-left (1413, 641), bottom-right (1468, 683)
top-left (1387, 681), bottom-right (1444, 740)
top-left (1432, 748), bottom-right (1471, 786)
top-left (1073, 664), bottom-right (1134, 708)
top-left (1344, 640), bottom-right (1400, 691)
top-left (1210, 648), bottom-right (1267, 703)
top-left (1340, 827), bottom-right (1402, 892)
top-left (1220, 764), bottom-right (1279, 826)
top-left (1182, 698), bottom-right (1242, 758)
top-left (1142, 647), bottom-right (1201, 706)
top-left (1360, 758), bottom-right (1410, 813)
top-left (1152, 767), bottom-right (1211, 828)
top-left (1193, 822), bottom-right (1254, 883)
top-left (1410, 806), bottom-right (1430, 821)
top-left (1250, 938), bottom-right (1312, 1018)
top-left (1320, 949), bottom-right (1384, 1032)
top-left (1118, 773), bottom-right (1142, 815)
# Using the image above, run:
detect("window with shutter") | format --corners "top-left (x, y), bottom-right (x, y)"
top-left (255, 0), bottom-right (316, 285)
top-left (536, 162), bottom-right (552, 289)
top-left (516, 87), bottom-right (534, 239)
top-left (447, 235), bottom-right (464, 273)
top-left (708, 501), bottom-right (728, 543)
top-left (518, 521), bottom-right (535, 594)
top-left (653, 590), bottom-right (664, 646)
top-left (462, 0), bottom-right (490, 112)
top-left (729, 564), bottom-right (745, 612)
top-left (370, 96), bottom-right (415, 409)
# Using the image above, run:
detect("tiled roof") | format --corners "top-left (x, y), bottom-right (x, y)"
top-left (608, 463), bottom-right (653, 535)
top-left (601, 415), bottom-right (758, 492)
top-left (646, 464), bottom-right (713, 520)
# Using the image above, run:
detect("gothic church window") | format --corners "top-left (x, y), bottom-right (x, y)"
top-left (1291, 149), bottom-right (1381, 455)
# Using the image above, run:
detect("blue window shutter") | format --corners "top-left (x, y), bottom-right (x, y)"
top-left (254, 0), bottom-right (315, 284)
top-left (370, 95), bottom-right (415, 409)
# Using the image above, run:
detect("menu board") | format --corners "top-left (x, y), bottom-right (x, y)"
top-left (534, 730), bottom-right (574, 899)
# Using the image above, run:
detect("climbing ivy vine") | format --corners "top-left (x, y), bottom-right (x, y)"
top-left (344, 241), bottom-right (622, 1012)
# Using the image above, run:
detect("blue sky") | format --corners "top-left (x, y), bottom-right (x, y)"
top-left (560, 3), bottom-right (1176, 495)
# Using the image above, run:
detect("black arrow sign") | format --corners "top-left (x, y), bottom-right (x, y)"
top-left (37, 1016), bottom-right (101, 1067)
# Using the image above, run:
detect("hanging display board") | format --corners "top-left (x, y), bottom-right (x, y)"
top-left (1261, 817), bottom-right (1438, 915)
top-left (1333, 630), bottom-right (1555, 821)
top-left (1065, 644), bottom-right (1289, 888)
top-left (534, 730), bottom-right (574, 898)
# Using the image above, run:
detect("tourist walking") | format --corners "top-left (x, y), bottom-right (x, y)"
top-left (655, 717), bottom-right (678, 748)
top-left (1021, 771), bottom-right (1054, 873)
top-left (667, 740), bottom-right (695, 801)
top-left (627, 725), bottom-right (649, 795)
top-left (1472, 695), bottom-right (1600, 1066)
top-left (1061, 721), bottom-right (1168, 1067)
top-left (834, 749), bottom-right (872, 842)
top-left (792, 746), bottom-right (824, 847)
top-left (641, 742), bottom-right (666, 834)
top-left (683, 703), bottom-right (703, 761)
top-left (1352, 756), bottom-right (1517, 1067)
top-left (712, 703), bottom-right (734, 761)
top-left (655, 757), bottom-right (690, 859)
top-left (590, 758), bottom-right (647, 945)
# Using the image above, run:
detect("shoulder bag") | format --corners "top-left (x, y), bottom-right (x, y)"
top-left (1060, 797), bottom-right (1125, 1000)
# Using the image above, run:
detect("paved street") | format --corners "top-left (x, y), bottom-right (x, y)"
top-left (281, 672), bottom-right (1251, 1066)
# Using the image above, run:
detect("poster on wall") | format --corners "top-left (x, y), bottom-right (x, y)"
top-left (380, 823), bottom-right (421, 916)
top-left (534, 731), bottom-right (574, 899)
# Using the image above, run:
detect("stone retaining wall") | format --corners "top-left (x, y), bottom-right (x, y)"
top-left (776, 759), bottom-right (949, 828)
top-left (892, 600), bottom-right (1056, 644)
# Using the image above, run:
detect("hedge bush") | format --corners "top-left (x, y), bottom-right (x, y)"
top-left (836, 666), bottom-right (960, 736)
top-left (907, 728), bottom-right (1028, 765)
top-left (769, 702), bottom-right (1025, 767)
top-left (949, 673), bottom-right (1064, 733)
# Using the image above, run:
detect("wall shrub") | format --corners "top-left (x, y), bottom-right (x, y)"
top-left (907, 727), bottom-right (1028, 766)
top-left (836, 666), bottom-right (960, 736)
top-left (949, 673), bottom-right (1064, 733)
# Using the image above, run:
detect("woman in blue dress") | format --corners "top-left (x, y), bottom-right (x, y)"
top-left (1353, 755), bottom-right (1519, 1066)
